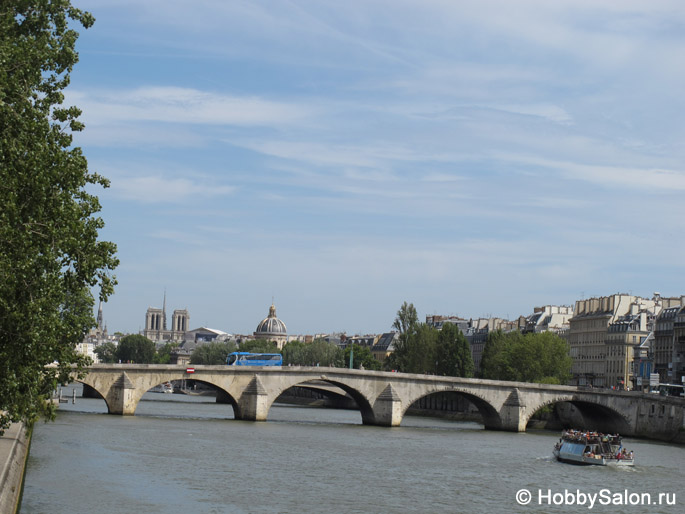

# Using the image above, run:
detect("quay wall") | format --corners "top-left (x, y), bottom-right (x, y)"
top-left (0, 422), bottom-right (31, 514)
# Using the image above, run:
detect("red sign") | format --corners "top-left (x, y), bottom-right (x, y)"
top-left (186, 367), bottom-right (195, 374)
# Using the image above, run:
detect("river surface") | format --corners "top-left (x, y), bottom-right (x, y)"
top-left (21, 386), bottom-right (684, 513)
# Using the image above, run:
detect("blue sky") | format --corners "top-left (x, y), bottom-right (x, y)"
top-left (70, 0), bottom-right (685, 336)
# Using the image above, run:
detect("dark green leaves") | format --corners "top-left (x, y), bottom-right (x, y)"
top-left (0, 1), bottom-right (117, 435)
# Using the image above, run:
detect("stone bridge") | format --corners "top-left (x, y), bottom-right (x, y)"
top-left (76, 365), bottom-right (685, 441)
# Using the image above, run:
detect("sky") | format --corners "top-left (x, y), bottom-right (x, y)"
top-left (67, 0), bottom-right (685, 336)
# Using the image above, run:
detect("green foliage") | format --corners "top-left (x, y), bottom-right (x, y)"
top-left (343, 344), bottom-right (381, 370)
top-left (0, 2), bottom-right (118, 434)
top-left (190, 341), bottom-right (237, 365)
top-left (239, 339), bottom-right (279, 354)
top-left (154, 342), bottom-right (179, 364)
top-left (282, 339), bottom-right (342, 367)
top-left (282, 340), bottom-right (306, 365)
top-left (392, 301), bottom-right (418, 336)
top-left (387, 321), bottom-right (438, 374)
top-left (480, 330), bottom-right (572, 384)
top-left (94, 342), bottom-right (118, 364)
top-left (116, 335), bottom-right (155, 364)
top-left (435, 323), bottom-right (474, 378)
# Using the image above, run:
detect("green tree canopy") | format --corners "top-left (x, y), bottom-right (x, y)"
top-left (239, 339), bottom-right (279, 354)
top-left (0, 2), bottom-right (118, 434)
top-left (343, 344), bottom-right (381, 370)
top-left (282, 339), bottom-right (342, 367)
top-left (435, 323), bottom-right (474, 378)
top-left (282, 340), bottom-right (307, 365)
top-left (116, 335), bottom-right (155, 364)
top-left (386, 321), bottom-right (438, 374)
top-left (190, 341), bottom-right (237, 365)
top-left (154, 341), bottom-right (179, 364)
top-left (94, 342), bottom-right (118, 364)
top-left (480, 330), bottom-right (572, 384)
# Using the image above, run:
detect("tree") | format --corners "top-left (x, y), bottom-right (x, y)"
top-left (0, 3), bottom-right (118, 434)
top-left (94, 342), bottom-right (118, 364)
top-left (343, 344), bottom-right (381, 370)
top-left (116, 335), bottom-right (155, 364)
top-left (480, 330), bottom-right (572, 384)
top-left (306, 338), bottom-right (343, 367)
top-left (387, 322), bottom-right (438, 374)
top-left (282, 339), bottom-right (343, 367)
top-left (282, 340), bottom-right (307, 365)
top-left (239, 339), bottom-right (279, 354)
top-left (435, 323), bottom-right (474, 378)
top-left (392, 301), bottom-right (418, 336)
top-left (154, 341), bottom-right (179, 364)
top-left (190, 341), bottom-right (237, 365)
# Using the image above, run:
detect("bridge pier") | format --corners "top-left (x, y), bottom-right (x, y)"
top-left (496, 389), bottom-right (526, 432)
top-left (370, 385), bottom-right (403, 427)
top-left (107, 372), bottom-right (137, 415)
top-left (235, 376), bottom-right (269, 422)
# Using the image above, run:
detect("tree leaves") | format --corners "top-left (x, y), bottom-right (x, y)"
top-left (480, 330), bottom-right (572, 384)
top-left (0, 2), bottom-right (117, 435)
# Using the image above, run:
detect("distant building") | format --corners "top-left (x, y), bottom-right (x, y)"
top-left (142, 293), bottom-right (189, 342)
top-left (521, 305), bottom-right (573, 334)
top-left (425, 315), bottom-right (469, 333)
top-left (568, 294), bottom-right (658, 387)
top-left (672, 302), bottom-right (685, 385)
top-left (653, 295), bottom-right (685, 384)
top-left (371, 332), bottom-right (398, 363)
top-left (632, 332), bottom-right (654, 392)
top-left (185, 327), bottom-right (230, 343)
top-left (605, 309), bottom-right (653, 390)
top-left (254, 303), bottom-right (288, 349)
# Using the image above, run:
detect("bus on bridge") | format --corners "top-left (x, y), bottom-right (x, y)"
top-left (226, 352), bottom-right (283, 366)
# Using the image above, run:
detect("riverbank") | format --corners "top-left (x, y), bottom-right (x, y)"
top-left (0, 422), bottom-right (31, 514)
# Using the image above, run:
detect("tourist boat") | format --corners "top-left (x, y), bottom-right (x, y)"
top-left (553, 430), bottom-right (634, 466)
top-left (152, 382), bottom-right (174, 393)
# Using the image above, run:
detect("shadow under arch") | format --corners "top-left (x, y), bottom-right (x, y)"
top-left (401, 387), bottom-right (502, 430)
top-left (274, 380), bottom-right (357, 410)
top-left (524, 398), bottom-right (632, 435)
top-left (266, 378), bottom-right (373, 423)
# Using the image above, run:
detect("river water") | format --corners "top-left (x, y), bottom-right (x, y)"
top-left (21, 387), bottom-right (684, 514)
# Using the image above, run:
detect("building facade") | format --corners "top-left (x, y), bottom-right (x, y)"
top-left (568, 294), bottom-right (658, 387)
top-left (142, 294), bottom-right (190, 342)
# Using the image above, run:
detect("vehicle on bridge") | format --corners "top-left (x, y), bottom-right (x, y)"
top-left (553, 430), bottom-right (634, 467)
top-left (655, 383), bottom-right (685, 397)
top-left (226, 352), bottom-right (283, 366)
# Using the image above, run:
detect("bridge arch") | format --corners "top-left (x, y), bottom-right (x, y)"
top-left (264, 377), bottom-right (374, 423)
top-left (523, 395), bottom-right (632, 434)
top-left (76, 372), bottom-right (238, 417)
top-left (401, 386), bottom-right (502, 430)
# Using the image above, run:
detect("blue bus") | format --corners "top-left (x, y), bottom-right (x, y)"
top-left (226, 352), bottom-right (282, 366)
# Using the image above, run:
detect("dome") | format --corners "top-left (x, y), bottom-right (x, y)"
top-left (254, 304), bottom-right (287, 336)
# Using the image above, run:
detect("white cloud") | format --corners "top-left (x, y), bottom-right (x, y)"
top-left (68, 87), bottom-right (314, 127)
top-left (108, 173), bottom-right (235, 204)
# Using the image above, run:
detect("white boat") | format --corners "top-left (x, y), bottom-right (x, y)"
top-left (151, 382), bottom-right (174, 394)
top-left (553, 430), bottom-right (634, 467)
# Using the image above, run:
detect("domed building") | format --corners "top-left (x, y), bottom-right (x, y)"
top-left (254, 303), bottom-right (288, 349)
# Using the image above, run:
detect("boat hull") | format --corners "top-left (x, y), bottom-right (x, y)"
top-left (553, 447), bottom-right (634, 467)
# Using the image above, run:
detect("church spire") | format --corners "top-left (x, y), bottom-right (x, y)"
top-left (96, 300), bottom-right (104, 330)
top-left (162, 289), bottom-right (168, 331)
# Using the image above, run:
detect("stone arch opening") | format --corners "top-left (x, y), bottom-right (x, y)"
top-left (275, 380), bottom-right (357, 410)
top-left (268, 378), bottom-right (372, 423)
top-left (524, 398), bottom-right (631, 434)
top-left (402, 389), bottom-right (501, 430)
